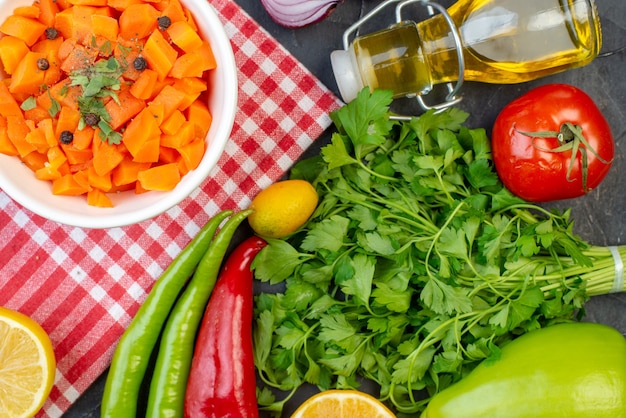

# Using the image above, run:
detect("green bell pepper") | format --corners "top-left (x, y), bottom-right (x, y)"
top-left (421, 322), bottom-right (626, 418)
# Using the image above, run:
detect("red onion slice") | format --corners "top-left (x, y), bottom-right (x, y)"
top-left (260, 0), bottom-right (343, 28)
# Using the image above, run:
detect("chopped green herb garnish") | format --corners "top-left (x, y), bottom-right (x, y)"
top-left (97, 119), bottom-right (123, 145)
top-left (68, 56), bottom-right (126, 144)
top-left (100, 40), bottom-right (113, 56)
top-left (48, 94), bottom-right (61, 118)
top-left (20, 96), bottom-right (37, 111)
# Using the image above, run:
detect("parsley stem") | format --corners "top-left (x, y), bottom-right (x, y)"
top-left (356, 159), bottom-right (399, 183)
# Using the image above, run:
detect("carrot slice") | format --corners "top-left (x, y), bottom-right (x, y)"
top-left (36, 165), bottom-right (63, 181)
top-left (145, 102), bottom-right (165, 126)
top-left (169, 52), bottom-right (206, 79)
top-left (150, 85), bottom-right (186, 120)
top-left (178, 136), bottom-right (205, 173)
top-left (142, 29), bottom-right (178, 80)
top-left (37, 145), bottom-right (70, 179)
top-left (129, 68), bottom-right (159, 100)
top-left (0, 36), bottom-right (30, 76)
top-left (160, 109), bottom-right (186, 135)
top-left (132, 137), bottom-right (160, 163)
top-left (119, 4), bottom-right (159, 40)
top-left (25, 127), bottom-right (49, 153)
top-left (73, 169), bottom-right (92, 190)
top-left (159, 0), bottom-right (187, 23)
top-left (104, 88), bottom-right (145, 130)
top-left (93, 141), bottom-right (124, 176)
top-left (87, 165), bottom-right (113, 191)
top-left (22, 151), bottom-right (48, 172)
top-left (0, 15), bottom-right (47, 46)
top-left (14, 6), bottom-right (41, 18)
top-left (195, 41), bottom-right (217, 71)
top-left (61, 143), bottom-right (93, 165)
top-left (47, 146), bottom-right (69, 168)
top-left (111, 157), bottom-right (150, 186)
top-left (137, 162), bottom-right (180, 191)
top-left (87, 188), bottom-right (114, 207)
top-left (172, 77), bottom-right (207, 110)
top-left (67, 0), bottom-right (108, 6)
top-left (6, 115), bottom-right (34, 157)
top-left (54, 6), bottom-right (100, 44)
top-left (91, 14), bottom-right (119, 42)
top-left (37, 78), bottom-right (82, 111)
top-left (52, 172), bottom-right (91, 196)
top-left (60, 43), bottom-right (98, 73)
top-left (37, 118), bottom-right (57, 147)
top-left (24, 107), bottom-right (52, 126)
top-left (9, 52), bottom-right (47, 95)
top-left (186, 99), bottom-right (213, 138)
top-left (37, 0), bottom-right (60, 27)
top-left (32, 38), bottom-right (64, 86)
top-left (72, 126), bottom-right (96, 150)
top-left (158, 145), bottom-right (179, 164)
top-left (107, 0), bottom-right (144, 12)
top-left (55, 0), bottom-right (73, 11)
top-left (55, 106), bottom-right (81, 138)
top-left (167, 20), bottom-right (203, 53)
top-left (161, 121), bottom-right (194, 149)
top-left (122, 107), bottom-right (161, 158)
top-left (0, 121), bottom-right (19, 156)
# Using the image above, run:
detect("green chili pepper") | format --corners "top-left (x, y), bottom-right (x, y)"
top-left (100, 210), bottom-right (233, 418)
top-left (421, 322), bottom-right (626, 418)
top-left (146, 209), bottom-right (254, 418)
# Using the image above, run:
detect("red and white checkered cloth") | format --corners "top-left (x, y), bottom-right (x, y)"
top-left (0, 1), bottom-right (342, 416)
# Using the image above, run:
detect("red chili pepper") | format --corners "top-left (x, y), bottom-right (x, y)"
top-left (184, 235), bottom-right (267, 418)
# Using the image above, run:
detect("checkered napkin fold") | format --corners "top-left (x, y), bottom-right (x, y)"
top-left (0, 0), bottom-right (342, 416)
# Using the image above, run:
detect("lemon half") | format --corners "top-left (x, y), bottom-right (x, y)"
top-left (0, 306), bottom-right (56, 418)
top-left (291, 389), bottom-right (396, 418)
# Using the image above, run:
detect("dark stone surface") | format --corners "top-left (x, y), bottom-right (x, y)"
top-left (64, 0), bottom-right (626, 416)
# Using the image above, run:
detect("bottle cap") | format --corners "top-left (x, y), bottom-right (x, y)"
top-left (330, 48), bottom-right (363, 103)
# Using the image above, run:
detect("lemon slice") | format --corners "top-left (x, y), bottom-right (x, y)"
top-left (0, 306), bottom-right (56, 418)
top-left (291, 389), bottom-right (396, 418)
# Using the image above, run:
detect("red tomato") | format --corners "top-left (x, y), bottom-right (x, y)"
top-left (492, 84), bottom-right (614, 202)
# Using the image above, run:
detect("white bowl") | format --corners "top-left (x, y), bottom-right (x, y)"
top-left (0, 0), bottom-right (237, 228)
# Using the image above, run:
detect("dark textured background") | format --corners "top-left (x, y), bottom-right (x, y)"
top-left (65, 0), bottom-right (626, 416)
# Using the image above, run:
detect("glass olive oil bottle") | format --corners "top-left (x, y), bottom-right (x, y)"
top-left (331, 0), bottom-right (601, 102)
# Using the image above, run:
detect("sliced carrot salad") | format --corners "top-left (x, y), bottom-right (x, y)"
top-left (0, 0), bottom-right (216, 207)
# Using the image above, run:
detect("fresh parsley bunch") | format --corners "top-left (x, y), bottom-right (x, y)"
top-left (252, 89), bottom-right (625, 415)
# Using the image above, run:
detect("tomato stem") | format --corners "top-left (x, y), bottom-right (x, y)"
top-left (518, 122), bottom-right (612, 193)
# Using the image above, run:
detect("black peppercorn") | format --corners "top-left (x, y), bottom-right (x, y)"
top-left (45, 27), bottom-right (58, 40)
top-left (59, 130), bottom-right (74, 145)
top-left (157, 16), bottom-right (171, 31)
top-left (84, 113), bottom-right (100, 127)
top-left (37, 58), bottom-right (50, 71)
top-left (133, 56), bottom-right (148, 71)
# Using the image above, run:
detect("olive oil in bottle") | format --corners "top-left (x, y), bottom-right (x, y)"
top-left (331, 0), bottom-right (602, 103)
